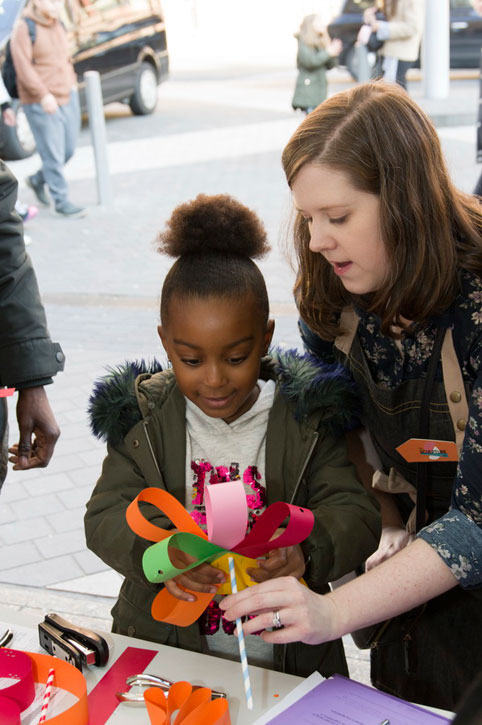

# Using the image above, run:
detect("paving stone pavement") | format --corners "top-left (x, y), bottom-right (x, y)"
top-left (1, 63), bottom-right (479, 688)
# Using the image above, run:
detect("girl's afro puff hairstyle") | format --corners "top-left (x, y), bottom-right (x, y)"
top-left (158, 193), bottom-right (270, 259)
top-left (158, 194), bottom-right (271, 325)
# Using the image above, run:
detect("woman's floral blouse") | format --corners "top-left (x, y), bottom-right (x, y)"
top-left (299, 270), bottom-right (482, 588)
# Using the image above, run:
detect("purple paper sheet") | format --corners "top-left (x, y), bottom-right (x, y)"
top-left (267, 675), bottom-right (452, 724)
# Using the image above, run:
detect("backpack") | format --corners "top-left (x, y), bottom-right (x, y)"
top-left (2, 18), bottom-right (36, 99)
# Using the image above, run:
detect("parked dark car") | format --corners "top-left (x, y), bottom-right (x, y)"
top-left (0, 0), bottom-right (169, 160)
top-left (328, 0), bottom-right (482, 80)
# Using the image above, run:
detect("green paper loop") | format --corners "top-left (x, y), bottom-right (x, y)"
top-left (143, 533), bottom-right (227, 584)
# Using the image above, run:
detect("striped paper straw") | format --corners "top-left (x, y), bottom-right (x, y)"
top-left (38, 667), bottom-right (55, 723)
top-left (228, 556), bottom-right (253, 710)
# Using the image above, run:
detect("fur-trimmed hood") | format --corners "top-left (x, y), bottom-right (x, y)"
top-left (88, 349), bottom-right (360, 447)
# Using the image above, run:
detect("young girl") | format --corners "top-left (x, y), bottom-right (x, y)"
top-left (84, 193), bottom-right (380, 677)
top-left (291, 14), bottom-right (342, 115)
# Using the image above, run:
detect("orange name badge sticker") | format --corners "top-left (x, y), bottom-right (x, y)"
top-left (396, 438), bottom-right (459, 463)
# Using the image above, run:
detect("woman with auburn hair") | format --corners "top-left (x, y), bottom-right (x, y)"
top-left (221, 81), bottom-right (482, 712)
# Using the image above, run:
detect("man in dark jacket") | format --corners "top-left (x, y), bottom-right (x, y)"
top-left (0, 160), bottom-right (64, 489)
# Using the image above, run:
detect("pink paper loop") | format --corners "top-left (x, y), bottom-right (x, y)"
top-left (205, 481), bottom-right (248, 549)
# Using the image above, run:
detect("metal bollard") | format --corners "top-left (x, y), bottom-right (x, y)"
top-left (84, 71), bottom-right (113, 205)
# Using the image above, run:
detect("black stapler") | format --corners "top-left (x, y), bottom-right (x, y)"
top-left (38, 612), bottom-right (109, 671)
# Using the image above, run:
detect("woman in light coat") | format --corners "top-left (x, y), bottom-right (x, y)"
top-left (364, 0), bottom-right (425, 88)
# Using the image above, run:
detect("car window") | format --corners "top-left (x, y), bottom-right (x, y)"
top-left (343, 0), bottom-right (377, 12)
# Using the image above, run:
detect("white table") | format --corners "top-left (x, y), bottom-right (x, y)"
top-left (0, 606), bottom-right (302, 724)
top-left (0, 607), bottom-right (455, 724)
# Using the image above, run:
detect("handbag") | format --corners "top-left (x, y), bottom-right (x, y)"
top-left (366, 31), bottom-right (383, 53)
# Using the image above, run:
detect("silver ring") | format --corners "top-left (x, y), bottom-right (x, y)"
top-left (272, 610), bottom-right (283, 629)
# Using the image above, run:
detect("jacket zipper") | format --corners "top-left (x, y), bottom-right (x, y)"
top-left (289, 430), bottom-right (318, 505)
top-left (142, 419), bottom-right (162, 478)
top-left (282, 429), bottom-right (318, 673)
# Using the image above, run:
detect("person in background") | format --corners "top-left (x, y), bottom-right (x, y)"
top-left (10, 0), bottom-right (85, 218)
top-left (0, 161), bottom-right (64, 490)
top-left (84, 194), bottom-right (380, 680)
top-left (221, 81), bottom-right (482, 712)
top-left (292, 14), bottom-right (342, 115)
top-left (363, 0), bottom-right (425, 89)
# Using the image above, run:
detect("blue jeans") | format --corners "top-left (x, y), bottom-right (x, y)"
top-left (24, 89), bottom-right (80, 207)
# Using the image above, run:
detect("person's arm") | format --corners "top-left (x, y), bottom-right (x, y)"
top-left (9, 387), bottom-right (60, 469)
top-left (220, 538), bottom-right (458, 645)
top-left (0, 161), bottom-right (63, 469)
top-left (368, 0), bottom-right (424, 41)
top-left (297, 40), bottom-right (335, 71)
top-left (84, 440), bottom-right (170, 587)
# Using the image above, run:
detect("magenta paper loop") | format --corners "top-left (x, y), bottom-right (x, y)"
top-left (233, 502), bottom-right (314, 559)
top-left (204, 481), bottom-right (248, 549)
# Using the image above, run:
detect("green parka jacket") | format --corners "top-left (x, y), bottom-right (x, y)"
top-left (292, 39), bottom-right (336, 111)
top-left (85, 351), bottom-right (380, 678)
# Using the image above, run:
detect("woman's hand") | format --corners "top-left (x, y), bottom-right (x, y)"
top-left (246, 544), bottom-right (305, 583)
top-left (163, 546), bottom-right (226, 602)
top-left (220, 576), bottom-right (339, 645)
top-left (365, 525), bottom-right (415, 571)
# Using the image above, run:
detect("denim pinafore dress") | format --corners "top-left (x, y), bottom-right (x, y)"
top-left (333, 307), bottom-right (482, 710)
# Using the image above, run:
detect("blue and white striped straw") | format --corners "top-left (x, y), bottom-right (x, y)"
top-left (228, 556), bottom-right (254, 711)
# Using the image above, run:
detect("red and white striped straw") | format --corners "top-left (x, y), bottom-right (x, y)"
top-left (37, 667), bottom-right (55, 723)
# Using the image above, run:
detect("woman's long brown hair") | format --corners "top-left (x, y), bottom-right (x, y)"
top-left (282, 81), bottom-right (482, 340)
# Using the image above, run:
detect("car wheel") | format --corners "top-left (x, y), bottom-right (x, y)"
top-left (129, 62), bottom-right (158, 115)
top-left (345, 44), bottom-right (379, 82)
top-left (0, 102), bottom-right (36, 160)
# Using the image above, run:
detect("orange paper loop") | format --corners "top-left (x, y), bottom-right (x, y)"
top-left (127, 488), bottom-right (212, 625)
top-left (26, 651), bottom-right (87, 724)
top-left (127, 487), bottom-right (208, 542)
top-left (144, 682), bottom-right (231, 725)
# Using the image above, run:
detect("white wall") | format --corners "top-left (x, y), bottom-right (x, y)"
top-left (162, 0), bottom-right (345, 70)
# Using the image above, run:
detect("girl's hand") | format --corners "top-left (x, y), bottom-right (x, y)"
top-left (246, 544), bottom-right (305, 583)
top-left (328, 38), bottom-right (343, 57)
top-left (365, 525), bottom-right (415, 571)
top-left (163, 546), bottom-right (226, 601)
top-left (220, 576), bottom-right (338, 645)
